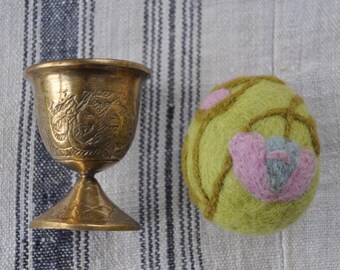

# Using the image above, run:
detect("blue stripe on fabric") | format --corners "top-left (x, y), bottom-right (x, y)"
top-left (194, 0), bottom-right (204, 268)
top-left (153, 0), bottom-right (163, 268)
top-left (15, 0), bottom-right (30, 269)
top-left (165, 1), bottom-right (177, 268)
top-left (179, 0), bottom-right (189, 268)
top-left (187, 1), bottom-right (195, 268)
top-left (89, 0), bottom-right (95, 58)
top-left (75, 231), bottom-right (81, 269)
top-left (178, 0), bottom-right (204, 268)
top-left (32, 1), bottom-right (79, 269)
top-left (145, 0), bottom-right (158, 267)
top-left (81, 0), bottom-right (87, 58)
top-left (144, 0), bottom-right (163, 267)
top-left (139, 0), bottom-right (150, 268)
top-left (148, 0), bottom-right (156, 260)
top-left (83, 231), bottom-right (90, 270)
top-left (22, 1), bottom-right (38, 268)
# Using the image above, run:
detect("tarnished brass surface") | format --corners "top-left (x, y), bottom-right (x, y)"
top-left (25, 58), bottom-right (150, 231)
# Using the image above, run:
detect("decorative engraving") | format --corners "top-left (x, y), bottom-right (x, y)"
top-left (41, 88), bottom-right (135, 159)
top-left (50, 204), bottom-right (117, 221)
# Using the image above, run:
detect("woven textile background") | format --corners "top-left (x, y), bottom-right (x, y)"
top-left (1, 0), bottom-right (339, 269)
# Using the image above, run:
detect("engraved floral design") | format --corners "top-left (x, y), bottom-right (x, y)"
top-left (45, 89), bottom-right (133, 159)
top-left (50, 204), bottom-right (117, 221)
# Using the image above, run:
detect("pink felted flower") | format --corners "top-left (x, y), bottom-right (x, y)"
top-left (229, 132), bottom-right (316, 202)
top-left (200, 89), bottom-right (230, 110)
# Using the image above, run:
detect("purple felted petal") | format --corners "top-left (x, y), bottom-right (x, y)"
top-left (229, 133), bottom-right (275, 201)
top-left (278, 149), bottom-right (316, 201)
top-left (200, 89), bottom-right (229, 110)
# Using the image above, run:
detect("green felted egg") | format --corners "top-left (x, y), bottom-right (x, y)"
top-left (181, 76), bottom-right (320, 235)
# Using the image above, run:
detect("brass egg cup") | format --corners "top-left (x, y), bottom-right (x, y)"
top-left (25, 59), bottom-right (150, 231)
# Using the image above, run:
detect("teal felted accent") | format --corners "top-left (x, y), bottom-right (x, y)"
top-left (266, 138), bottom-right (298, 194)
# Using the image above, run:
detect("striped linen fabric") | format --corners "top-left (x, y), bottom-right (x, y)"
top-left (1, 0), bottom-right (340, 269)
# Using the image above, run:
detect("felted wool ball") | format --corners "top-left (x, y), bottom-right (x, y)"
top-left (181, 76), bottom-right (320, 235)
